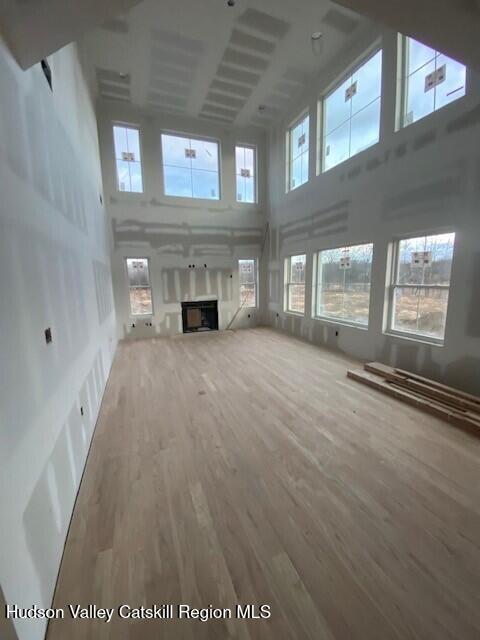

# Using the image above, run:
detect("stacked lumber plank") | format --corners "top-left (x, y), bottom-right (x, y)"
top-left (347, 362), bottom-right (480, 433)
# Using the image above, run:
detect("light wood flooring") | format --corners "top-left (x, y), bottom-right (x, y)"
top-left (48, 328), bottom-right (480, 640)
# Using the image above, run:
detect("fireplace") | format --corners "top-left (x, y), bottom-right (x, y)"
top-left (181, 300), bottom-right (218, 333)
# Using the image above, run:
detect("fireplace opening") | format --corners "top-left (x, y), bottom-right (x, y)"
top-left (181, 300), bottom-right (218, 333)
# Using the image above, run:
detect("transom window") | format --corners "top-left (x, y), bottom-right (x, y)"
top-left (126, 258), bottom-right (153, 316)
top-left (113, 125), bottom-right (143, 193)
top-left (287, 114), bottom-right (309, 191)
top-left (235, 145), bottom-right (256, 203)
top-left (388, 232), bottom-right (455, 342)
top-left (285, 254), bottom-right (306, 314)
top-left (315, 243), bottom-right (373, 326)
top-left (399, 36), bottom-right (466, 128)
top-left (239, 259), bottom-right (257, 307)
top-left (161, 133), bottom-right (220, 200)
top-left (322, 49), bottom-right (382, 172)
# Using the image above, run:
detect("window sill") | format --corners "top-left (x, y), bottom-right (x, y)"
top-left (313, 316), bottom-right (368, 331)
top-left (284, 310), bottom-right (305, 318)
top-left (384, 330), bottom-right (444, 347)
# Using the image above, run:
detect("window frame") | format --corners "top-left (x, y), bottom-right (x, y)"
top-left (238, 258), bottom-right (258, 308)
top-left (160, 130), bottom-right (222, 201)
top-left (284, 254), bottom-right (307, 315)
top-left (113, 122), bottom-right (144, 194)
top-left (385, 230), bottom-right (455, 345)
top-left (125, 257), bottom-right (154, 317)
top-left (397, 34), bottom-right (467, 130)
top-left (319, 45), bottom-right (383, 174)
top-left (286, 111), bottom-right (310, 192)
top-left (313, 241), bottom-right (374, 329)
top-left (235, 143), bottom-right (257, 204)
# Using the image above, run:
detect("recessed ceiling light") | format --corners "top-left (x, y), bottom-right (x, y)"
top-left (311, 31), bottom-right (323, 40)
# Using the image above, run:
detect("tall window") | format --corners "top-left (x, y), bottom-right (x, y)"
top-left (399, 36), bottom-right (466, 127)
top-left (322, 49), bottom-right (382, 172)
top-left (315, 243), bottom-right (373, 326)
top-left (239, 259), bottom-right (257, 307)
top-left (161, 133), bottom-right (220, 200)
top-left (235, 145), bottom-right (256, 203)
top-left (388, 233), bottom-right (455, 341)
top-left (126, 258), bottom-right (153, 316)
top-left (287, 114), bottom-right (309, 191)
top-left (113, 125), bottom-right (143, 193)
top-left (285, 254), bottom-right (306, 313)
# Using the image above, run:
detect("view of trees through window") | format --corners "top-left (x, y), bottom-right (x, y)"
top-left (126, 258), bottom-right (153, 316)
top-left (161, 133), bottom-right (220, 200)
top-left (316, 243), bottom-right (373, 325)
top-left (391, 233), bottom-right (455, 339)
top-left (323, 50), bottom-right (382, 172)
top-left (113, 125), bottom-right (143, 193)
top-left (239, 259), bottom-right (256, 307)
top-left (286, 254), bottom-right (306, 313)
top-left (402, 37), bottom-right (466, 127)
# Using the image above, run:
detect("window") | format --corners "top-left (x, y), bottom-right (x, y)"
top-left (161, 133), bottom-right (220, 200)
top-left (322, 50), bottom-right (382, 172)
top-left (287, 113), bottom-right (309, 190)
top-left (315, 243), bottom-right (373, 326)
top-left (235, 145), bottom-right (256, 203)
top-left (126, 258), bottom-right (153, 316)
top-left (113, 125), bottom-right (143, 193)
top-left (399, 36), bottom-right (466, 127)
top-left (239, 259), bottom-right (257, 307)
top-left (285, 254), bottom-right (306, 313)
top-left (388, 233), bottom-right (455, 341)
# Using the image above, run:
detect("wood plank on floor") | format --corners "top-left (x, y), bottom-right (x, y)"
top-left (47, 328), bottom-right (480, 640)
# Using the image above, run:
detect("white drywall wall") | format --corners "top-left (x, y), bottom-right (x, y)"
top-left (266, 28), bottom-right (480, 394)
top-left (96, 102), bottom-right (268, 339)
top-left (0, 40), bottom-right (116, 640)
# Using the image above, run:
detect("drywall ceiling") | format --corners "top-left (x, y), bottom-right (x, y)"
top-left (0, 0), bottom-right (143, 69)
top-left (335, 0), bottom-right (480, 71)
top-left (81, 0), bottom-right (370, 129)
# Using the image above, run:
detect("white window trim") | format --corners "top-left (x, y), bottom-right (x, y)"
top-left (286, 110), bottom-right (310, 193)
top-left (313, 242), bottom-right (374, 329)
top-left (284, 254), bottom-right (307, 315)
top-left (125, 257), bottom-right (154, 317)
top-left (235, 143), bottom-right (257, 204)
top-left (384, 230), bottom-right (455, 346)
top-left (318, 44), bottom-right (382, 174)
top-left (113, 122), bottom-right (144, 195)
top-left (160, 130), bottom-right (222, 201)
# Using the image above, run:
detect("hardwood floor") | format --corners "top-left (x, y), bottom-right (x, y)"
top-left (48, 328), bottom-right (480, 640)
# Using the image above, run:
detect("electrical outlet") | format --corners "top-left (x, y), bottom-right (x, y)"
top-left (45, 327), bottom-right (52, 344)
top-left (80, 406), bottom-right (84, 416)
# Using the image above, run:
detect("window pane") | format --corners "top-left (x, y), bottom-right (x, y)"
top-left (407, 38), bottom-right (436, 75)
top-left (291, 155), bottom-right (302, 189)
top-left (126, 127), bottom-right (141, 161)
top-left (116, 159), bottom-right (130, 191)
top-left (324, 121), bottom-right (350, 172)
top-left (244, 147), bottom-right (255, 175)
top-left (129, 162), bottom-right (143, 193)
top-left (236, 175), bottom-right (246, 202)
top-left (435, 54), bottom-right (466, 110)
top-left (129, 287), bottom-right (153, 316)
top-left (350, 98), bottom-right (380, 157)
top-left (291, 121), bottom-right (304, 158)
top-left (245, 176), bottom-right (255, 203)
top-left (397, 233), bottom-right (455, 285)
top-left (290, 255), bottom-right (306, 283)
top-left (235, 146), bottom-right (245, 173)
top-left (324, 77), bottom-right (352, 135)
top-left (192, 169), bottom-right (219, 200)
top-left (239, 259), bottom-right (255, 284)
top-left (161, 134), bottom-right (192, 168)
top-left (240, 284), bottom-right (256, 307)
top-left (163, 165), bottom-right (192, 197)
top-left (351, 50), bottom-right (382, 115)
top-left (405, 60), bottom-right (436, 124)
top-left (126, 258), bottom-right (150, 286)
top-left (192, 138), bottom-right (219, 172)
top-left (113, 126), bottom-right (128, 159)
top-left (288, 284), bottom-right (305, 313)
top-left (393, 287), bottom-right (449, 339)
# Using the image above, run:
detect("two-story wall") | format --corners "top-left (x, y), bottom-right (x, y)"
top-left (97, 102), bottom-right (268, 340)
top-left (266, 27), bottom-right (480, 395)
